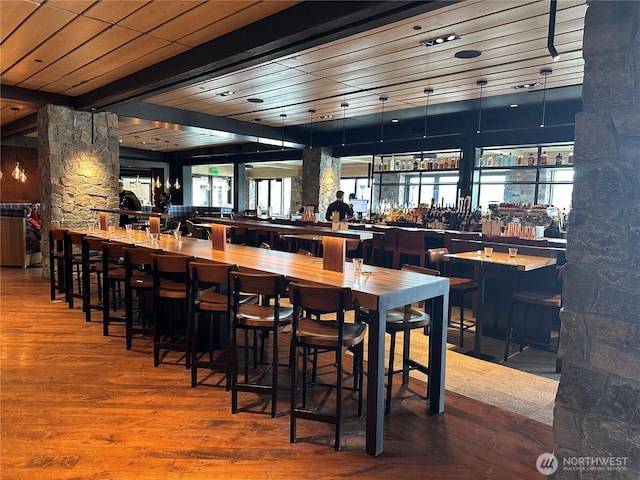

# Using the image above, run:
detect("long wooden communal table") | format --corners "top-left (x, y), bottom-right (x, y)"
top-left (445, 250), bottom-right (557, 360)
top-left (75, 227), bottom-right (449, 456)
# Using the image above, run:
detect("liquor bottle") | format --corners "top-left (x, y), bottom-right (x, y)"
top-left (443, 158), bottom-right (449, 169)
top-left (420, 157), bottom-right (427, 170)
top-left (527, 153), bottom-right (535, 166)
top-left (555, 152), bottom-right (563, 165)
top-left (498, 153), bottom-right (504, 167)
top-left (540, 151), bottom-right (548, 166)
top-left (450, 157), bottom-right (457, 169)
top-left (382, 157), bottom-right (389, 171)
top-left (401, 160), bottom-right (407, 171)
top-left (568, 150), bottom-right (574, 164)
top-left (413, 159), bottom-right (419, 170)
top-left (395, 158), bottom-right (401, 171)
top-left (508, 153), bottom-right (514, 166)
top-left (486, 154), bottom-right (494, 167)
top-left (439, 158), bottom-right (445, 169)
top-left (517, 154), bottom-right (524, 166)
top-left (478, 155), bottom-right (484, 167)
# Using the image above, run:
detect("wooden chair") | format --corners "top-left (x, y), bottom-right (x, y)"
top-left (289, 284), bottom-right (366, 451)
top-left (186, 220), bottom-right (209, 240)
top-left (428, 247), bottom-right (479, 348)
top-left (151, 253), bottom-right (194, 368)
top-left (123, 246), bottom-right (161, 350)
top-left (504, 264), bottom-right (565, 372)
top-left (64, 230), bottom-right (85, 309)
top-left (101, 241), bottom-right (128, 336)
top-left (229, 272), bottom-right (292, 418)
top-left (81, 236), bottom-right (106, 323)
top-left (49, 229), bottom-right (67, 301)
top-left (395, 229), bottom-right (427, 269)
top-left (189, 261), bottom-right (237, 389)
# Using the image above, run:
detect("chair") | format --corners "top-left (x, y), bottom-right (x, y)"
top-left (428, 248), bottom-right (479, 348)
top-left (370, 227), bottom-right (398, 268)
top-left (229, 271), bottom-right (292, 418)
top-left (101, 241), bottom-right (127, 336)
top-left (81, 236), bottom-right (106, 323)
top-left (289, 284), bottom-right (366, 451)
top-left (189, 261), bottom-right (237, 389)
top-left (123, 246), bottom-right (161, 350)
top-left (395, 229), bottom-right (428, 269)
top-left (186, 220), bottom-right (209, 240)
top-left (151, 253), bottom-right (193, 368)
top-left (504, 264), bottom-right (564, 372)
top-left (64, 231), bottom-right (85, 309)
top-left (49, 229), bottom-right (67, 301)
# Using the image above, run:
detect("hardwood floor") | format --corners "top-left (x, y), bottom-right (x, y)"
top-left (0, 267), bottom-right (552, 479)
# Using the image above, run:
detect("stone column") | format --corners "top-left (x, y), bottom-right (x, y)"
top-left (553, 2), bottom-right (640, 479)
top-left (38, 105), bottom-right (120, 277)
top-left (302, 146), bottom-right (340, 219)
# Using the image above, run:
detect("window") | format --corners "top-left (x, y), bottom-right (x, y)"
top-left (254, 178), bottom-right (291, 216)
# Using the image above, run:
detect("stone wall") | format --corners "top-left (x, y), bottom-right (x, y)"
top-left (38, 105), bottom-right (120, 277)
top-left (302, 147), bottom-right (340, 218)
top-left (553, 2), bottom-right (640, 479)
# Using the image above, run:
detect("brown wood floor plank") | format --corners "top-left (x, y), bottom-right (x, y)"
top-left (1, 267), bottom-right (552, 479)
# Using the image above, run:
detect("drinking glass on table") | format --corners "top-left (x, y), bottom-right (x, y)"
top-left (108, 224), bottom-right (116, 237)
top-left (483, 247), bottom-right (493, 257)
top-left (150, 232), bottom-right (159, 244)
top-left (508, 247), bottom-right (518, 258)
top-left (353, 257), bottom-right (364, 272)
top-left (125, 223), bottom-right (133, 238)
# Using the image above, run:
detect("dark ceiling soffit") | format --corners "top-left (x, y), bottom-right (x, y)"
top-left (73, 1), bottom-right (455, 110)
top-left (1, 84), bottom-right (72, 107)
top-left (1, 112), bottom-right (38, 140)
top-left (114, 103), bottom-right (307, 148)
top-left (185, 148), bottom-right (303, 166)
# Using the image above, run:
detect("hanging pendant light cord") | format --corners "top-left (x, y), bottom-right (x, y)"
top-left (540, 69), bottom-right (552, 127)
top-left (341, 102), bottom-right (348, 146)
top-left (379, 97), bottom-right (387, 143)
top-left (476, 80), bottom-right (487, 134)
top-left (423, 88), bottom-right (433, 139)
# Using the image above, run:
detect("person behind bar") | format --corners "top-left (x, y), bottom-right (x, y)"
top-left (325, 190), bottom-right (353, 221)
top-left (154, 191), bottom-right (171, 215)
top-left (118, 180), bottom-right (141, 227)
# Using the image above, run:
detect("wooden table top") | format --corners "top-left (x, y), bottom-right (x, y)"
top-left (445, 250), bottom-right (557, 271)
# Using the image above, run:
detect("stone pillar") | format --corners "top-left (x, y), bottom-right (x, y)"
top-left (38, 105), bottom-right (120, 277)
top-left (553, 2), bottom-right (640, 479)
top-left (302, 146), bottom-right (340, 219)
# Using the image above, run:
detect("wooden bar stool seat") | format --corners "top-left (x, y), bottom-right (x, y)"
top-left (49, 229), bottom-right (68, 302)
top-left (102, 241), bottom-right (128, 336)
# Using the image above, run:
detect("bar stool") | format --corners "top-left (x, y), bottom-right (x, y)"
top-left (396, 229), bottom-right (428, 269)
top-left (122, 246), bottom-right (161, 350)
top-left (101, 241), bottom-right (127, 336)
top-left (81, 236), bottom-right (106, 323)
top-left (151, 253), bottom-right (194, 368)
top-left (189, 262), bottom-right (239, 389)
top-left (289, 284), bottom-right (366, 451)
top-left (64, 230), bottom-right (85, 309)
top-left (504, 265), bottom-right (564, 372)
top-left (229, 271), bottom-right (292, 418)
top-left (428, 247), bottom-right (478, 347)
top-left (49, 229), bottom-right (67, 302)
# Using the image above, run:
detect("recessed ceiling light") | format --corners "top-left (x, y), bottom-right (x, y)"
top-left (513, 82), bottom-right (541, 90)
top-left (391, 119), bottom-right (399, 123)
top-left (510, 104), bottom-right (519, 108)
top-left (247, 98), bottom-right (263, 103)
top-left (217, 90), bottom-right (234, 97)
top-left (420, 33), bottom-right (459, 47)
top-left (319, 114), bottom-right (333, 119)
top-left (413, 25), bottom-right (422, 31)
top-left (455, 50), bottom-right (481, 59)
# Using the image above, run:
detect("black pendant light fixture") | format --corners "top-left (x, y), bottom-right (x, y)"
top-left (476, 80), bottom-right (487, 134)
top-left (423, 88), bottom-right (433, 139)
top-left (254, 118), bottom-right (261, 152)
top-left (340, 102), bottom-right (349, 146)
top-left (280, 113), bottom-right (287, 150)
top-left (308, 109), bottom-right (315, 148)
top-left (547, 0), bottom-right (560, 62)
top-left (540, 69), bottom-right (552, 127)
top-left (379, 96), bottom-right (388, 143)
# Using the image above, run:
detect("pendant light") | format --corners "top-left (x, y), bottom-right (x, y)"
top-left (12, 162), bottom-right (21, 180)
top-left (379, 96), bottom-right (388, 143)
top-left (280, 113), bottom-right (287, 150)
top-left (476, 80), bottom-right (487, 134)
top-left (133, 175), bottom-right (141, 187)
top-left (10, 108), bottom-right (22, 181)
top-left (173, 144), bottom-right (180, 189)
top-left (540, 69), bottom-right (552, 128)
top-left (547, 0), bottom-right (560, 61)
top-left (155, 176), bottom-right (161, 188)
top-left (308, 109), bottom-right (315, 148)
top-left (340, 102), bottom-right (349, 146)
top-left (423, 88), bottom-right (433, 139)
top-left (255, 118), bottom-right (261, 152)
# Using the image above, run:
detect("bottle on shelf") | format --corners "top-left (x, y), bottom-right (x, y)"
top-left (443, 158), bottom-right (449, 169)
top-left (508, 153), bottom-right (514, 166)
top-left (450, 157), bottom-right (457, 169)
top-left (382, 157), bottom-right (389, 171)
top-left (395, 157), bottom-right (401, 171)
top-left (486, 154), bottom-right (494, 167)
top-left (420, 157), bottom-right (427, 170)
top-left (413, 159), bottom-right (419, 170)
top-left (498, 152), bottom-right (504, 167)
top-left (478, 155), bottom-right (484, 168)
top-left (540, 151), bottom-right (548, 166)
top-left (568, 149), bottom-right (574, 164)
top-left (527, 153), bottom-right (535, 166)
top-left (401, 160), bottom-right (407, 171)
top-left (438, 158), bottom-right (445, 169)
top-left (555, 152), bottom-right (563, 165)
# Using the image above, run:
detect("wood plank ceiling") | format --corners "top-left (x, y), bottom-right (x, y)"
top-left (0, 0), bottom-right (586, 154)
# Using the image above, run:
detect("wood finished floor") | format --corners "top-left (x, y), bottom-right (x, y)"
top-left (0, 267), bottom-right (553, 479)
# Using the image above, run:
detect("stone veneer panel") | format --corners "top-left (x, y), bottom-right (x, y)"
top-left (302, 147), bottom-right (340, 218)
top-left (554, 3), bottom-right (640, 479)
top-left (38, 105), bottom-right (120, 277)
